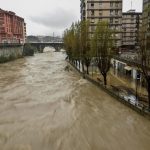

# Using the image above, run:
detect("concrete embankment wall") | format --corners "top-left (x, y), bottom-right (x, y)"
top-left (0, 45), bottom-right (23, 63)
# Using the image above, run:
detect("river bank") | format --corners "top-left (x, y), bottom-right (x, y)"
top-left (67, 61), bottom-right (150, 120)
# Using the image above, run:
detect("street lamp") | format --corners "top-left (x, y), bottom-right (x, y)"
top-left (135, 72), bottom-right (140, 103)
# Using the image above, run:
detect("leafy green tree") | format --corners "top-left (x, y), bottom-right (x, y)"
top-left (80, 20), bottom-right (91, 73)
top-left (63, 29), bottom-right (73, 60)
top-left (91, 21), bottom-right (115, 85)
top-left (63, 20), bottom-right (92, 74)
top-left (73, 21), bottom-right (81, 67)
top-left (23, 43), bottom-right (35, 56)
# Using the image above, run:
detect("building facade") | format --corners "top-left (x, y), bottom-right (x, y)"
top-left (80, 0), bottom-right (123, 47)
top-left (143, 0), bottom-right (150, 50)
top-left (143, 0), bottom-right (150, 32)
top-left (122, 10), bottom-right (142, 49)
top-left (0, 8), bottom-right (26, 44)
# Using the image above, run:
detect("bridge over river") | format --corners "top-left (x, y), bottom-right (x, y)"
top-left (0, 48), bottom-right (150, 150)
top-left (27, 42), bottom-right (64, 52)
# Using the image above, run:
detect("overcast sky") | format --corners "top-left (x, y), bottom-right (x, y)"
top-left (0, 0), bottom-right (143, 36)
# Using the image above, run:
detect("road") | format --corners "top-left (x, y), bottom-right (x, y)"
top-left (0, 48), bottom-right (150, 150)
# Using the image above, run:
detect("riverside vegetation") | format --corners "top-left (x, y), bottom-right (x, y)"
top-left (63, 20), bottom-right (116, 86)
top-left (63, 20), bottom-right (150, 110)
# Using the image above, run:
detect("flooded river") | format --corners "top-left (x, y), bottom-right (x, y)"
top-left (0, 48), bottom-right (150, 150)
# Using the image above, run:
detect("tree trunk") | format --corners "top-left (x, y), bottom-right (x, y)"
top-left (103, 73), bottom-right (107, 86)
top-left (148, 81), bottom-right (150, 111)
top-left (79, 60), bottom-right (80, 69)
top-left (86, 65), bottom-right (89, 75)
top-left (82, 60), bottom-right (85, 78)
top-left (82, 60), bottom-right (84, 73)
top-left (75, 60), bottom-right (77, 67)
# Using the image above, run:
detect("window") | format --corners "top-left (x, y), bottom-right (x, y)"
top-left (91, 10), bottom-right (94, 16)
top-left (91, 3), bottom-right (94, 7)
top-left (115, 10), bottom-right (118, 15)
top-left (115, 18), bottom-right (119, 23)
top-left (91, 19), bottom-right (94, 23)
top-left (115, 2), bottom-right (119, 7)
top-left (123, 33), bottom-right (126, 37)
top-left (131, 33), bottom-right (134, 36)
top-left (110, 18), bottom-right (113, 23)
top-left (99, 10), bottom-right (102, 16)
top-left (110, 10), bottom-right (113, 15)
top-left (110, 2), bottom-right (113, 7)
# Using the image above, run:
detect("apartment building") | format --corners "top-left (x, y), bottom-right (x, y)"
top-left (80, 0), bottom-right (123, 47)
top-left (143, 0), bottom-right (150, 32)
top-left (122, 10), bottom-right (142, 49)
top-left (142, 0), bottom-right (150, 50)
top-left (0, 8), bottom-right (26, 44)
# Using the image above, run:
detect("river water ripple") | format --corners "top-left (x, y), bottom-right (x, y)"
top-left (0, 48), bottom-right (150, 150)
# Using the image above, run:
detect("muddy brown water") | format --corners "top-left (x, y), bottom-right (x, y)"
top-left (0, 48), bottom-right (150, 150)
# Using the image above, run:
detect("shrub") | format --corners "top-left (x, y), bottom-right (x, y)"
top-left (23, 43), bottom-right (35, 56)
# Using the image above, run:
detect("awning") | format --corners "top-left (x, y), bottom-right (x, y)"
top-left (124, 66), bottom-right (132, 71)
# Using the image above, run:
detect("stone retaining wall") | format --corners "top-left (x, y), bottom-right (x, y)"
top-left (0, 45), bottom-right (23, 63)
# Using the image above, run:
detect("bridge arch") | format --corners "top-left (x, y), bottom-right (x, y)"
top-left (25, 42), bottom-right (64, 53)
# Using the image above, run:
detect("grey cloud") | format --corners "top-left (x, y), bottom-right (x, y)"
top-left (29, 8), bottom-right (78, 29)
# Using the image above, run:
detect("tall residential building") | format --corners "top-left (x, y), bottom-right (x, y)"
top-left (80, 0), bottom-right (123, 47)
top-left (0, 8), bottom-right (26, 44)
top-left (142, 0), bottom-right (150, 49)
top-left (122, 10), bottom-right (142, 49)
top-left (143, 0), bottom-right (150, 32)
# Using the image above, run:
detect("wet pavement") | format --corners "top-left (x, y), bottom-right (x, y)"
top-left (0, 48), bottom-right (150, 150)
top-left (87, 65), bottom-right (148, 106)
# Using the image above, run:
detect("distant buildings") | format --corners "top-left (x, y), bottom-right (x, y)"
top-left (0, 8), bottom-right (26, 44)
top-left (122, 10), bottom-right (142, 49)
top-left (26, 36), bottom-right (63, 43)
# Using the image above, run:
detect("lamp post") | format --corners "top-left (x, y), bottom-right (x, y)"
top-left (135, 72), bottom-right (140, 102)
